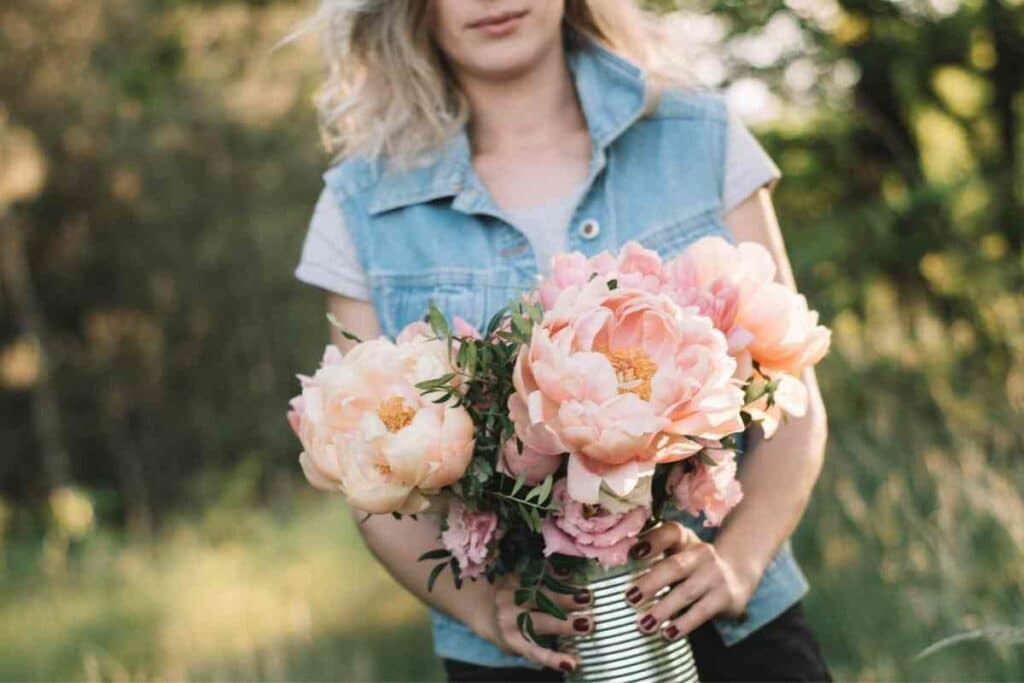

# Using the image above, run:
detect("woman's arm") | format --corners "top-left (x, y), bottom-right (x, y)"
top-left (712, 188), bottom-right (828, 605)
top-left (324, 293), bottom-right (583, 670)
top-left (620, 187), bottom-right (828, 638)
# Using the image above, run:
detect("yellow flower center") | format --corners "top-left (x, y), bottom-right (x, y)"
top-left (604, 348), bottom-right (657, 402)
top-left (376, 396), bottom-right (416, 433)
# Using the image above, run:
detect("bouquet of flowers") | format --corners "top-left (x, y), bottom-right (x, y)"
top-left (288, 238), bottom-right (830, 670)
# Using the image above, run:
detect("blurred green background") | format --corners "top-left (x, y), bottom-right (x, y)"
top-left (1, 0), bottom-right (1023, 680)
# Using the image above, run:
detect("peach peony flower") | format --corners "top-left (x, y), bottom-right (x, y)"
top-left (291, 337), bottom-right (475, 514)
top-left (442, 499), bottom-right (500, 580)
top-left (542, 479), bottom-right (650, 568)
top-left (512, 277), bottom-right (745, 504)
top-left (667, 445), bottom-right (743, 527)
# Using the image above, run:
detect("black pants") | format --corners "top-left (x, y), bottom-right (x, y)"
top-left (443, 602), bottom-right (831, 682)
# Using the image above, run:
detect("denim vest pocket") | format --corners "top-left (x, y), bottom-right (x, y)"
top-left (372, 270), bottom-right (490, 338)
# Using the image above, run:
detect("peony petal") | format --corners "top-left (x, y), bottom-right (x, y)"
top-left (567, 454), bottom-right (603, 504)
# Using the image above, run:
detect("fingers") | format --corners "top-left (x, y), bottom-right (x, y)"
top-left (660, 588), bottom-right (731, 641)
top-left (505, 628), bottom-right (578, 673)
top-left (531, 610), bottom-right (593, 637)
top-left (542, 585), bottom-right (594, 612)
top-left (629, 520), bottom-right (701, 561)
top-left (494, 578), bottom-right (582, 674)
top-left (624, 542), bottom-right (713, 606)
top-left (634, 566), bottom-right (715, 634)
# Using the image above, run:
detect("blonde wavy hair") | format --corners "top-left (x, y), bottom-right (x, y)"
top-left (293, 0), bottom-right (692, 167)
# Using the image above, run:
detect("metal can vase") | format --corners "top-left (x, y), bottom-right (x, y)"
top-left (558, 556), bottom-right (699, 683)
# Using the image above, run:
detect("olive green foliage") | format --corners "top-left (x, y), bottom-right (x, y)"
top-left (1, 0), bottom-right (1022, 680)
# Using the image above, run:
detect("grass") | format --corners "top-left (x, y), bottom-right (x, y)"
top-left (0, 496), bottom-right (442, 682)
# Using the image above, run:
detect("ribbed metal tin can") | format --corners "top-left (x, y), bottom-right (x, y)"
top-left (558, 557), bottom-right (699, 682)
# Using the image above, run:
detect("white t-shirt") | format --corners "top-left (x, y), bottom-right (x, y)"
top-left (296, 108), bottom-right (781, 301)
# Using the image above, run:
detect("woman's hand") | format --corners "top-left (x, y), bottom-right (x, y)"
top-left (472, 571), bottom-right (595, 674)
top-left (623, 521), bottom-right (757, 641)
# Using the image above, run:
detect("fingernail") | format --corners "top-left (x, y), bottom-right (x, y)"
top-left (573, 589), bottom-right (591, 605)
top-left (559, 661), bottom-right (575, 672)
top-left (553, 565), bottom-right (570, 578)
top-left (663, 624), bottom-right (680, 640)
top-left (625, 586), bottom-right (642, 604)
top-left (573, 617), bottom-right (591, 633)
top-left (640, 614), bottom-right (657, 631)
top-left (630, 541), bottom-right (651, 559)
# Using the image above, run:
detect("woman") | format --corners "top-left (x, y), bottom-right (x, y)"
top-left (294, 1), bottom-right (831, 680)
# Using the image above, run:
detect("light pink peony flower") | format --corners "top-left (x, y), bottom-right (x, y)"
top-left (290, 337), bottom-right (475, 514)
top-left (665, 236), bottom-right (830, 379)
top-left (496, 392), bottom-right (565, 485)
top-left (539, 241), bottom-right (666, 311)
top-left (664, 236), bottom-right (829, 436)
top-left (667, 445), bottom-right (743, 527)
top-left (512, 277), bottom-right (745, 504)
top-left (442, 499), bottom-right (499, 580)
top-left (542, 479), bottom-right (650, 568)
top-left (498, 438), bottom-right (562, 486)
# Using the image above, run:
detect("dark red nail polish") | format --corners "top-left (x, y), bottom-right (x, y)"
top-left (553, 565), bottom-right (570, 578)
top-left (573, 617), bottom-right (590, 632)
top-left (663, 625), bottom-right (680, 640)
top-left (640, 614), bottom-right (657, 631)
top-left (625, 586), bottom-right (642, 604)
top-left (630, 541), bottom-right (651, 559)
top-left (574, 589), bottom-right (591, 605)
top-left (559, 661), bottom-right (574, 672)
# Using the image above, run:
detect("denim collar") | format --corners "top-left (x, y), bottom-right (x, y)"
top-left (367, 34), bottom-right (648, 215)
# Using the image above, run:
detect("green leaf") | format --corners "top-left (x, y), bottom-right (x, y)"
top-left (535, 473), bottom-right (553, 503)
top-left (427, 562), bottom-right (447, 592)
top-left (516, 612), bottom-right (535, 643)
top-left (510, 312), bottom-right (530, 338)
top-left (541, 574), bottom-right (577, 595)
top-left (514, 589), bottom-right (532, 606)
top-left (326, 313), bottom-right (362, 342)
top-left (536, 592), bottom-right (568, 621)
top-left (699, 451), bottom-right (719, 467)
top-left (418, 548), bottom-right (452, 562)
top-left (450, 557), bottom-right (463, 589)
top-left (485, 307), bottom-right (509, 336)
top-left (511, 472), bottom-right (527, 497)
top-left (427, 303), bottom-right (451, 338)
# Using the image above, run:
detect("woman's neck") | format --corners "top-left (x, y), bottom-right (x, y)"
top-left (457, 43), bottom-right (588, 157)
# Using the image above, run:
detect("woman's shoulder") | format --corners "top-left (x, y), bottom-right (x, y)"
top-left (646, 86), bottom-right (729, 124)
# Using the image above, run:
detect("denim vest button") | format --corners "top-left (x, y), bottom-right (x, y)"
top-left (579, 218), bottom-right (600, 240)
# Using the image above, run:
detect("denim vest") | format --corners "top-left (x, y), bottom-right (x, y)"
top-left (322, 35), bottom-right (809, 668)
